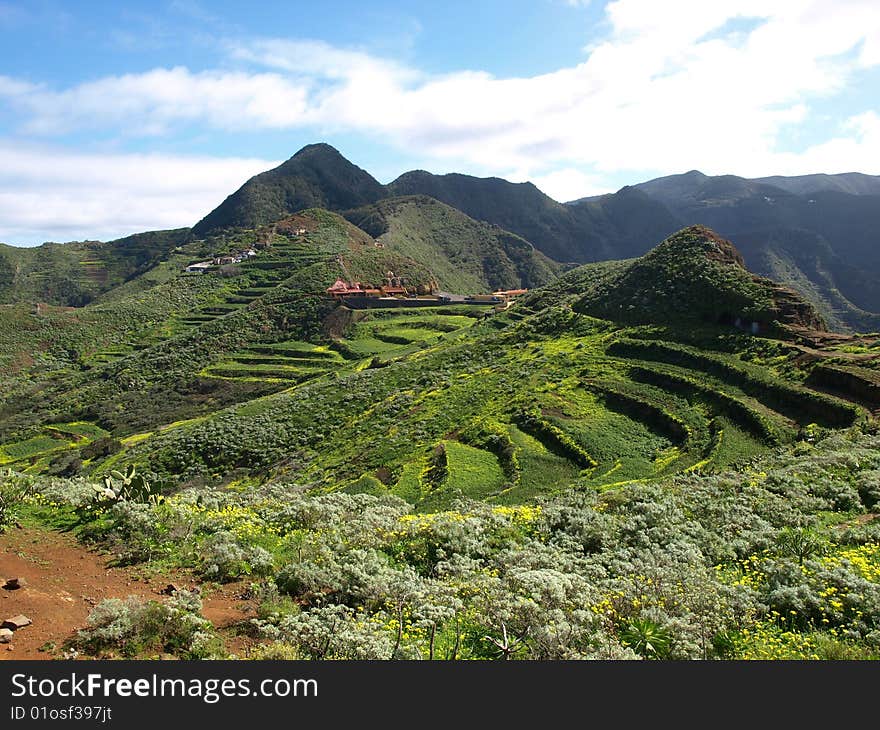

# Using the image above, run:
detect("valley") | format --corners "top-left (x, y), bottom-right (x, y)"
top-left (1, 147), bottom-right (879, 662)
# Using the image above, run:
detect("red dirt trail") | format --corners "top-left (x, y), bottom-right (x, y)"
top-left (0, 526), bottom-right (256, 659)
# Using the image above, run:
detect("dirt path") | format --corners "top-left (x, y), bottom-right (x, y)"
top-left (0, 525), bottom-right (256, 659)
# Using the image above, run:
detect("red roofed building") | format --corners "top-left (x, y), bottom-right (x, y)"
top-left (327, 279), bottom-right (366, 298)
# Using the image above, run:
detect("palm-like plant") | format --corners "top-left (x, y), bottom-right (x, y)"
top-left (620, 618), bottom-right (671, 659)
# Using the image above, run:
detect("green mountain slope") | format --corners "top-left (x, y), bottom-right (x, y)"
top-left (6, 146), bottom-right (880, 332)
top-left (343, 195), bottom-right (561, 293)
top-left (571, 225), bottom-right (824, 333)
top-left (631, 171), bottom-right (880, 331)
top-left (191, 143), bottom-right (386, 236)
top-left (5, 223), bottom-right (869, 509)
top-left (6, 222), bottom-right (880, 663)
top-left (0, 209), bottom-right (437, 442)
top-left (388, 170), bottom-right (681, 264)
top-left (754, 172), bottom-right (880, 196)
top-left (0, 228), bottom-right (190, 306)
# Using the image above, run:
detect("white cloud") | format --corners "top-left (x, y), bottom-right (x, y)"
top-left (1, 0), bottom-right (879, 225)
top-left (764, 110), bottom-right (880, 175)
top-left (229, 38), bottom-right (418, 83)
top-left (520, 168), bottom-right (612, 202)
top-left (0, 144), bottom-right (277, 245)
top-left (1, 68), bottom-right (310, 136)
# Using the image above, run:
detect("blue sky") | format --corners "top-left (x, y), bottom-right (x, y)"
top-left (1, 0), bottom-right (879, 245)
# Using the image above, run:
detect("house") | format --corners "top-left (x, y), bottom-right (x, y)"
top-left (381, 286), bottom-right (408, 297)
top-left (326, 279), bottom-right (366, 298)
top-left (185, 262), bottom-right (212, 274)
top-left (466, 293), bottom-right (503, 303)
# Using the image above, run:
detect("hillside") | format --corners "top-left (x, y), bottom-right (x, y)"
top-left (388, 170), bottom-right (681, 264)
top-left (0, 209), bottom-right (437, 441)
top-left (186, 145), bottom-right (880, 332)
top-left (754, 172), bottom-right (880, 197)
top-left (343, 195), bottom-right (561, 293)
top-left (631, 171), bottom-right (880, 331)
top-left (571, 225), bottom-right (824, 333)
top-left (387, 167), bottom-right (880, 331)
top-left (4, 221), bottom-right (880, 662)
top-left (388, 170), bottom-right (584, 263)
top-left (191, 143), bottom-right (386, 236)
top-left (0, 228), bottom-right (191, 306)
top-left (2, 223), bottom-right (870, 497)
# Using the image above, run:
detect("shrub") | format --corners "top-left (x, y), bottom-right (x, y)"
top-left (253, 604), bottom-right (396, 659)
top-left (199, 530), bottom-right (275, 582)
top-left (0, 470), bottom-right (31, 532)
top-left (80, 436), bottom-right (122, 461)
top-left (74, 591), bottom-right (222, 659)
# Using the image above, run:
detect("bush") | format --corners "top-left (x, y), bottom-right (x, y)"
top-left (199, 531), bottom-right (274, 582)
top-left (0, 470), bottom-right (31, 532)
top-left (80, 436), bottom-right (122, 461)
top-left (74, 590), bottom-right (222, 659)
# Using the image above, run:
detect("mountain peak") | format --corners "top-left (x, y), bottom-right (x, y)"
top-left (573, 225), bottom-right (823, 332)
top-left (192, 143), bottom-right (385, 236)
top-left (289, 142), bottom-right (344, 160)
top-left (660, 224), bottom-right (746, 268)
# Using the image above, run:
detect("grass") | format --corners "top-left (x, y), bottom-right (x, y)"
top-left (0, 435), bottom-right (69, 463)
top-left (500, 425), bottom-right (582, 502)
top-left (418, 441), bottom-right (507, 510)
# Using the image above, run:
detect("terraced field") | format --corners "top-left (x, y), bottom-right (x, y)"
top-left (202, 310), bottom-right (480, 384)
top-left (3, 222), bottom-right (877, 515)
top-left (333, 310), bottom-right (479, 362)
top-left (203, 341), bottom-right (345, 382)
top-left (0, 421), bottom-right (110, 472)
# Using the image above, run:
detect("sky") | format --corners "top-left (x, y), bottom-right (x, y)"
top-left (1, 0), bottom-right (879, 245)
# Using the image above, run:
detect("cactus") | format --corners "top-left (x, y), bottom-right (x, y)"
top-left (81, 465), bottom-right (161, 520)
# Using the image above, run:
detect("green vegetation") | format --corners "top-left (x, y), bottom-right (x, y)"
top-left (12, 428), bottom-right (880, 659)
top-left (73, 591), bottom-right (222, 659)
top-left (572, 225), bottom-right (821, 333)
top-left (3, 200), bottom-right (879, 662)
top-left (192, 143), bottom-right (386, 236)
top-left (2, 223), bottom-right (867, 510)
top-left (344, 195), bottom-right (560, 292)
top-left (0, 228), bottom-right (190, 307)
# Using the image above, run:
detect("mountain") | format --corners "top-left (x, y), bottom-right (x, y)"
top-left (571, 225), bottom-right (824, 333)
top-left (193, 149), bottom-right (681, 266)
top-left (0, 208), bottom-right (441, 439)
top-left (7, 144), bottom-right (880, 332)
top-left (4, 219), bottom-right (869, 496)
top-left (5, 215), bottom-right (878, 661)
top-left (387, 170), bottom-right (581, 262)
top-left (343, 195), bottom-right (561, 293)
top-left (388, 169), bottom-right (681, 263)
top-left (754, 172), bottom-right (880, 197)
top-left (0, 228), bottom-right (191, 306)
top-left (633, 169), bottom-right (880, 202)
top-left (191, 143), bottom-right (386, 236)
top-left (630, 171), bottom-right (880, 331)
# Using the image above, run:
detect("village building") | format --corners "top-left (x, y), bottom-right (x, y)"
top-left (327, 279), bottom-right (366, 298)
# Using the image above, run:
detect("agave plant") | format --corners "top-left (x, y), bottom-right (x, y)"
top-left (619, 618), bottom-right (672, 659)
